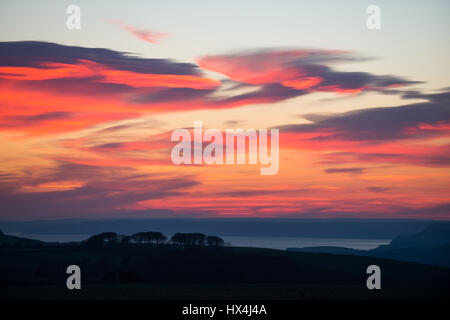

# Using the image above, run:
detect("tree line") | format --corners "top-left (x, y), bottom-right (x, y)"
top-left (86, 231), bottom-right (225, 247)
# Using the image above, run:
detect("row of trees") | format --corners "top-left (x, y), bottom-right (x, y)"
top-left (86, 231), bottom-right (225, 247)
top-left (125, 232), bottom-right (167, 244)
top-left (171, 233), bottom-right (225, 246)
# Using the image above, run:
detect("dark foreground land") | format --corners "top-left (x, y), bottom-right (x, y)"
top-left (1, 245), bottom-right (449, 300)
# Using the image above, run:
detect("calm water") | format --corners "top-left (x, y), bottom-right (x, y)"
top-left (6, 233), bottom-right (390, 250)
top-left (223, 236), bottom-right (390, 250)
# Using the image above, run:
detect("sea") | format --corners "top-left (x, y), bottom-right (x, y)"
top-left (5, 233), bottom-right (390, 250)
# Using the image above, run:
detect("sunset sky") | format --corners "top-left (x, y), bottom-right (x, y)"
top-left (0, 0), bottom-right (449, 220)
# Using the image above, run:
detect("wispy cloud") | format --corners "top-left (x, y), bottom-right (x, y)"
top-left (278, 90), bottom-right (450, 168)
top-left (324, 167), bottom-right (365, 174)
top-left (198, 49), bottom-right (420, 95)
top-left (108, 19), bottom-right (167, 44)
top-left (1, 41), bottom-right (448, 220)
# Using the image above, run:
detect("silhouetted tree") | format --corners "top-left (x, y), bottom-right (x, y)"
top-left (121, 235), bottom-right (131, 245)
top-left (171, 233), bottom-right (205, 246)
top-left (152, 232), bottom-right (167, 244)
top-left (206, 235), bottom-right (225, 247)
top-left (171, 233), bottom-right (184, 245)
top-left (131, 232), bottom-right (146, 244)
top-left (86, 232), bottom-right (118, 247)
top-left (132, 232), bottom-right (167, 244)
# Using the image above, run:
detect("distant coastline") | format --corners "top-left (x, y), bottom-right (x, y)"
top-left (3, 233), bottom-right (390, 250)
top-left (0, 218), bottom-right (436, 239)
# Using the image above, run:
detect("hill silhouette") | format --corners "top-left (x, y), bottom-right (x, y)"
top-left (376, 222), bottom-right (450, 249)
top-left (0, 230), bottom-right (43, 247)
top-left (287, 222), bottom-right (450, 267)
top-left (0, 234), bottom-right (449, 299)
top-left (1, 225), bottom-right (450, 299)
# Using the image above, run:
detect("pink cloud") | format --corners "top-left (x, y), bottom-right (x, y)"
top-left (108, 20), bottom-right (168, 44)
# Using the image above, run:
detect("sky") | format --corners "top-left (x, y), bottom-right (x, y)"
top-left (0, 0), bottom-right (449, 220)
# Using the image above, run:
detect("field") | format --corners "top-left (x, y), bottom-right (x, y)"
top-left (1, 245), bottom-right (449, 299)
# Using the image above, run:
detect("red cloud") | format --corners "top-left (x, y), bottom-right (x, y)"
top-left (100, 68), bottom-right (220, 89)
top-left (0, 62), bottom-right (94, 80)
top-left (282, 77), bottom-right (322, 90)
top-left (198, 50), bottom-right (320, 85)
top-left (198, 49), bottom-right (418, 94)
top-left (0, 60), bottom-right (220, 90)
top-left (0, 42), bottom-right (422, 138)
top-left (279, 92), bottom-right (450, 169)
